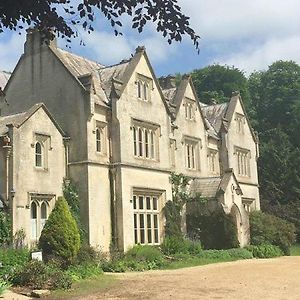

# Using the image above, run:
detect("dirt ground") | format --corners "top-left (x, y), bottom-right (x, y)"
top-left (89, 256), bottom-right (300, 300)
top-left (4, 257), bottom-right (300, 300)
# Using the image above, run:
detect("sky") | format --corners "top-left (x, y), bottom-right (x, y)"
top-left (0, 0), bottom-right (299, 77)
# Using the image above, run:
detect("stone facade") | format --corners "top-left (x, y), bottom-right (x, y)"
top-left (0, 30), bottom-right (260, 251)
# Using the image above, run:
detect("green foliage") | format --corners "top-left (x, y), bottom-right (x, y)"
top-left (66, 263), bottom-right (103, 282)
top-left (195, 248), bottom-right (253, 260)
top-left (76, 244), bottom-right (103, 264)
top-left (164, 201), bottom-right (182, 238)
top-left (190, 64), bottom-right (250, 106)
top-left (187, 207), bottom-right (239, 250)
top-left (0, 248), bottom-right (30, 281)
top-left (246, 244), bottom-right (283, 258)
top-left (0, 279), bottom-right (11, 296)
top-left (39, 197), bottom-right (81, 265)
top-left (250, 211), bottom-right (296, 255)
top-left (0, 211), bottom-right (11, 246)
top-left (63, 180), bottom-right (87, 242)
top-left (161, 236), bottom-right (202, 255)
top-left (12, 260), bottom-right (72, 290)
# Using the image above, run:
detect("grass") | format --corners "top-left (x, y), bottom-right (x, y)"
top-left (163, 257), bottom-right (238, 270)
top-left (290, 244), bottom-right (300, 256)
top-left (47, 274), bottom-right (116, 299)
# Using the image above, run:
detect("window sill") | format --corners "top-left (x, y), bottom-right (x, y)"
top-left (134, 156), bottom-right (158, 162)
top-left (34, 167), bottom-right (49, 172)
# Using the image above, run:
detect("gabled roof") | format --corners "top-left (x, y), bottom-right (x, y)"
top-left (190, 169), bottom-right (243, 199)
top-left (0, 103), bottom-right (66, 136)
top-left (0, 71), bottom-right (11, 90)
top-left (201, 102), bottom-right (229, 133)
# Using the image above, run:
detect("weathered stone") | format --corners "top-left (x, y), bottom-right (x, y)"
top-left (31, 290), bottom-right (50, 298)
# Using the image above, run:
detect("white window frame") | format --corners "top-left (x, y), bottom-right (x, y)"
top-left (95, 127), bottom-right (102, 153)
top-left (136, 75), bottom-right (152, 102)
top-left (184, 99), bottom-right (195, 121)
top-left (133, 193), bottom-right (160, 245)
top-left (35, 142), bottom-right (43, 168)
top-left (30, 200), bottom-right (50, 241)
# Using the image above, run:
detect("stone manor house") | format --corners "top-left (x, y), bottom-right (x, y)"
top-left (0, 30), bottom-right (260, 252)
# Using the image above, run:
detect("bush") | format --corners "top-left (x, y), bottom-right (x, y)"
top-left (250, 211), bottom-right (296, 255)
top-left (39, 197), bottom-right (81, 265)
top-left (0, 248), bottom-right (30, 281)
top-left (196, 248), bottom-right (253, 260)
top-left (76, 244), bottom-right (104, 264)
top-left (164, 200), bottom-right (182, 238)
top-left (125, 245), bottom-right (164, 268)
top-left (0, 211), bottom-right (11, 246)
top-left (12, 260), bottom-right (72, 290)
top-left (0, 279), bottom-right (11, 296)
top-left (161, 236), bottom-right (202, 255)
top-left (66, 263), bottom-right (103, 281)
top-left (187, 207), bottom-right (239, 250)
top-left (246, 244), bottom-right (283, 258)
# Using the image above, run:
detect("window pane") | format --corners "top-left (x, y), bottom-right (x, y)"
top-left (133, 127), bottom-right (137, 156)
top-left (133, 196), bottom-right (137, 209)
top-left (139, 196), bottom-right (144, 209)
top-left (31, 202), bottom-right (37, 219)
top-left (145, 130), bottom-right (149, 158)
top-left (35, 143), bottom-right (42, 167)
top-left (154, 229), bottom-right (159, 243)
top-left (96, 128), bottom-right (101, 152)
top-left (137, 81), bottom-right (142, 98)
top-left (41, 202), bottom-right (47, 219)
top-left (134, 213), bottom-right (137, 229)
top-left (153, 197), bottom-right (158, 210)
top-left (153, 214), bottom-right (158, 228)
top-left (146, 197), bottom-right (151, 210)
top-left (138, 128), bottom-right (143, 156)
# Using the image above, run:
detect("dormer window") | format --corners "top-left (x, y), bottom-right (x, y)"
top-left (35, 142), bottom-right (43, 167)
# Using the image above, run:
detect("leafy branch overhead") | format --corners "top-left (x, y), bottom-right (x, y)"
top-left (0, 0), bottom-right (200, 51)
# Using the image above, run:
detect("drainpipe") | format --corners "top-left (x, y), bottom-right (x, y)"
top-left (63, 137), bottom-right (70, 179)
top-left (2, 135), bottom-right (12, 207)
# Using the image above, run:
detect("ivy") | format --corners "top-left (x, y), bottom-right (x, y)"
top-left (0, 211), bottom-right (11, 246)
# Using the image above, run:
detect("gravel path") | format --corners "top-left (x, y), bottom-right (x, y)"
top-left (89, 256), bottom-right (300, 300)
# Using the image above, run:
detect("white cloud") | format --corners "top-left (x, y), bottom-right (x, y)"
top-left (213, 35), bottom-right (300, 75)
top-left (0, 34), bottom-right (25, 71)
top-left (179, 0), bottom-right (300, 42)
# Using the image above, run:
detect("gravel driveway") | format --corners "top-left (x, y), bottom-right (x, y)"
top-left (90, 256), bottom-right (300, 300)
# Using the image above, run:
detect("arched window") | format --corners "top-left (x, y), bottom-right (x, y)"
top-left (96, 128), bottom-right (101, 152)
top-left (40, 202), bottom-right (47, 231)
top-left (137, 81), bottom-right (142, 98)
top-left (143, 82), bottom-right (149, 101)
top-left (31, 202), bottom-right (38, 239)
top-left (35, 142), bottom-right (42, 167)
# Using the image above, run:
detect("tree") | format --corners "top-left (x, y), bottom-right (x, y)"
top-left (190, 65), bottom-right (250, 106)
top-left (0, 0), bottom-right (199, 50)
top-left (39, 197), bottom-right (80, 265)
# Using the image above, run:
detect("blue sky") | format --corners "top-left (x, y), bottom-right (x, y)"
top-left (0, 0), bottom-right (299, 77)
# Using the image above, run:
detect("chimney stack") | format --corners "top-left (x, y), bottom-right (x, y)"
top-left (24, 28), bottom-right (57, 55)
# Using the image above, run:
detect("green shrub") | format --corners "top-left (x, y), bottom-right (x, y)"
top-left (250, 211), bottom-right (296, 255)
top-left (63, 180), bottom-right (87, 242)
top-left (66, 263), bottom-right (102, 281)
top-left (164, 200), bottom-right (182, 238)
top-left (0, 248), bottom-right (30, 280)
top-left (12, 260), bottom-right (72, 290)
top-left (125, 245), bottom-right (164, 266)
top-left (101, 260), bottom-right (128, 273)
top-left (39, 197), bottom-right (81, 265)
top-left (246, 244), bottom-right (283, 258)
top-left (0, 279), bottom-right (11, 296)
top-left (0, 211), bottom-right (11, 246)
top-left (76, 244), bottom-right (103, 264)
top-left (187, 207), bottom-right (239, 250)
top-left (161, 236), bottom-right (202, 255)
top-left (196, 248), bottom-right (253, 260)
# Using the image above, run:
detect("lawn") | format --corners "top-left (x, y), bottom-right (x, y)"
top-left (290, 244), bottom-right (300, 256)
top-left (47, 274), bottom-right (116, 299)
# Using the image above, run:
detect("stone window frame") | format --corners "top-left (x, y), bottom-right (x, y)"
top-left (131, 118), bottom-right (160, 161)
top-left (235, 113), bottom-right (246, 134)
top-left (207, 148), bottom-right (219, 174)
top-left (183, 136), bottom-right (201, 171)
top-left (184, 98), bottom-right (196, 121)
top-left (234, 146), bottom-right (251, 177)
top-left (29, 193), bottom-right (55, 242)
top-left (93, 120), bottom-right (107, 156)
top-left (136, 74), bottom-right (153, 102)
top-left (32, 133), bottom-right (51, 171)
top-left (132, 188), bottom-right (163, 245)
